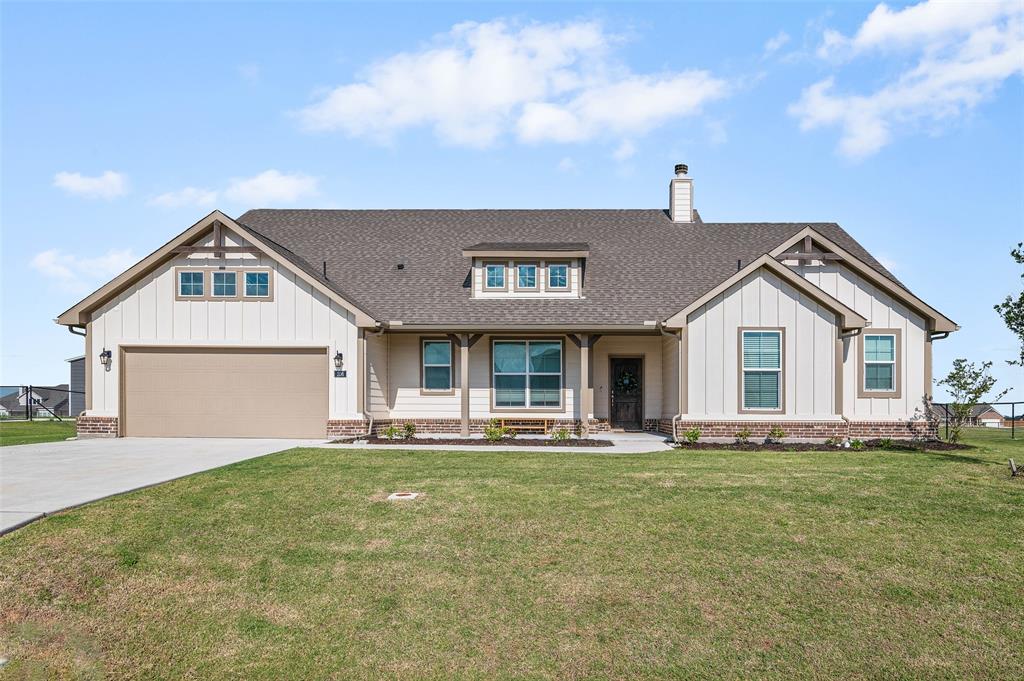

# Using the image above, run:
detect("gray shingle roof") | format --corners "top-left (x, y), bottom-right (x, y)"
top-left (236, 209), bottom-right (903, 326)
top-left (463, 241), bottom-right (590, 252)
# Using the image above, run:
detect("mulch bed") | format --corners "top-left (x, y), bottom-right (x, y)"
top-left (335, 436), bottom-right (615, 447)
top-left (672, 439), bottom-right (972, 452)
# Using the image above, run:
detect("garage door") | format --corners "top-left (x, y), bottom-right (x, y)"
top-left (122, 347), bottom-right (328, 438)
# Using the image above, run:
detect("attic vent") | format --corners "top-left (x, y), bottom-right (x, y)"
top-left (396, 263), bottom-right (405, 270)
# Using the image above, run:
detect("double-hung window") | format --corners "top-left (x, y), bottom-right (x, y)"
top-left (422, 340), bottom-right (453, 392)
top-left (212, 271), bottom-right (236, 297)
top-left (245, 271), bottom-right (270, 297)
top-left (741, 330), bottom-right (783, 411)
top-left (178, 271), bottom-right (204, 297)
top-left (493, 340), bottom-right (562, 408)
top-left (547, 263), bottom-right (568, 290)
top-left (484, 263), bottom-right (506, 290)
top-left (863, 333), bottom-right (896, 393)
top-left (516, 263), bottom-right (537, 290)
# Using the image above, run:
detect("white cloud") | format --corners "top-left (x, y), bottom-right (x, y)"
top-left (238, 63), bottom-right (261, 83)
top-left (792, 0), bottom-right (1024, 159)
top-left (296, 19), bottom-right (729, 148)
top-left (223, 170), bottom-right (319, 205)
top-left (149, 186), bottom-right (218, 208)
top-left (764, 30), bottom-right (790, 56)
top-left (31, 248), bottom-right (137, 294)
top-left (557, 157), bottom-right (578, 173)
top-left (612, 140), bottom-right (636, 161)
top-left (53, 171), bottom-right (128, 200)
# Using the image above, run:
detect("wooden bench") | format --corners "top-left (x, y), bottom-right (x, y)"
top-left (499, 418), bottom-right (556, 435)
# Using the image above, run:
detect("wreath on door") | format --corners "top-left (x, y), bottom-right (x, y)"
top-left (615, 370), bottom-right (640, 395)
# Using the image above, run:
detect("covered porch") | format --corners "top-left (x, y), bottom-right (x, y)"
top-left (358, 328), bottom-right (683, 437)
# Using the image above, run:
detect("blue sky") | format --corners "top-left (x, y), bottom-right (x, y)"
top-left (2, 1), bottom-right (1022, 404)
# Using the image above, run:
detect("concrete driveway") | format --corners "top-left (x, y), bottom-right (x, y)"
top-left (0, 437), bottom-right (320, 534)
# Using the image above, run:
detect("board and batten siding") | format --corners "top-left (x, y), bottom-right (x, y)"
top-left (687, 269), bottom-right (838, 419)
top-left (795, 262), bottom-right (928, 419)
top-left (86, 231), bottom-right (360, 418)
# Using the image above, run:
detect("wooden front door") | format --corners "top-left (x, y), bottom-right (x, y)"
top-left (609, 357), bottom-right (643, 430)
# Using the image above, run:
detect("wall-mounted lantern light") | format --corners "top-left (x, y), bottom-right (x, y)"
top-left (99, 348), bottom-right (112, 370)
top-left (333, 351), bottom-right (344, 369)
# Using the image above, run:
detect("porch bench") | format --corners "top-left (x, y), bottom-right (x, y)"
top-left (499, 418), bottom-right (556, 435)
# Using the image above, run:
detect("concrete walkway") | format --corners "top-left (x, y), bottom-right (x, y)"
top-left (0, 437), bottom-right (319, 534)
top-left (316, 430), bottom-right (674, 454)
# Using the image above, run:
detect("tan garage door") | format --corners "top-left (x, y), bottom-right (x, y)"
top-left (122, 347), bottom-right (328, 438)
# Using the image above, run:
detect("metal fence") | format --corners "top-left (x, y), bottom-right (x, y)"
top-left (0, 385), bottom-right (84, 421)
top-left (931, 401), bottom-right (1023, 440)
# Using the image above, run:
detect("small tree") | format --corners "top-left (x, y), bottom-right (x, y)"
top-left (994, 242), bottom-right (1024, 366)
top-left (936, 359), bottom-right (1009, 442)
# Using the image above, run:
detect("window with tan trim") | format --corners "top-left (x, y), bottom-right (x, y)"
top-left (740, 329), bottom-right (783, 412)
top-left (244, 271), bottom-right (270, 298)
top-left (212, 271), bottom-right (237, 297)
top-left (178, 270), bottom-right (204, 297)
top-left (546, 262), bottom-right (569, 290)
top-left (858, 329), bottom-right (902, 398)
top-left (421, 339), bottom-right (453, 392)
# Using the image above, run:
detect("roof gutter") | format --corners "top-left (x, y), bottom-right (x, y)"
top-left (379, 323), bottom-right (659, 333)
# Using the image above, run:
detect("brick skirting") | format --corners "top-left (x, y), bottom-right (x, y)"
top-left (663, 418), bottom-right (937, 441)
top-left (329, 417), bottom-right (614, 438)
top-left (77, 415), bottom-right (119, 438)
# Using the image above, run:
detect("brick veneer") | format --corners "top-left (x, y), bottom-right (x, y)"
top-left (661, 418), bottom-right (937, 441)
top-left (76, 415), bottom-right (118, 438)
top-left (328, 417), bottom-right (614, 438)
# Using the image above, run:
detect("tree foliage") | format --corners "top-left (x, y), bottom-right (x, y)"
top-left (993, 242), bottom-right (1024, 366)
top-left (936, 359), bottom-right (1009, 442)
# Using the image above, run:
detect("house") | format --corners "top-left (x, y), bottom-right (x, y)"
top-left (930, 403), bottom-right (1006, 428)
top-left (56, 165), bottom-right (957, 440)
top-left (0, 385), bottom-right (70, 419)
top-left (67, 355), bottom-right (86, 416)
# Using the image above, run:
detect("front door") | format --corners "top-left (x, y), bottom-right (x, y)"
top-left (609, 357), bottom-right (643, 430)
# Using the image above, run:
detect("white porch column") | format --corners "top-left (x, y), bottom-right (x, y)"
top-left (580, 333), bottom-right (590, 436)
top-left (356, 328), bottom-right (366, 417)
top-left (460, 334), bottom-right (470, 437)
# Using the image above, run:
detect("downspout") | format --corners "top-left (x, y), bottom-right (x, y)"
top-left (67, 324), bottom-right (86, 337)
top-left (657, 322), bottom-right (683, 443)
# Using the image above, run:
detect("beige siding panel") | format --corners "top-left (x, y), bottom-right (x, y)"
top-left (87, 233), bottom-right (360, 419)
top-left (592, 336), bottom-right (662, 419)
top-left (122, 347), bottom-right (327, 438)
top-left (686, 270), bottom-right (839, 419)
top-left (366, 331), bottom-right (390, 417)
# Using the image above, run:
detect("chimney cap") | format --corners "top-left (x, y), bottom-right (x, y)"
top-left (674, 163), bottom-right (688, 176)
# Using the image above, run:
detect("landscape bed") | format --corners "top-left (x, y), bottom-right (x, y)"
top-left (0, 428), bottom-right (1020, 679)
top-left (671, 438), bottom-right (971, 452)
top-left (337, 436), bottom-right (615, 447)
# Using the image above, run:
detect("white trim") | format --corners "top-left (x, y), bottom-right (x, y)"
top-left (421, 339), bottom-right (453, 392)
top-left (741, 330), bottom-right (782, 412)
top-left (177, 270), bottom-right (205, 297)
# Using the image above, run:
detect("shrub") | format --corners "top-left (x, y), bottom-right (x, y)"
top-left (824, 437), bottom-right (841, 447)
top-left (484, 419), bottom-right (515, 442)
top-left (878, 437), bottom-right (894, 449)
top-left (403, 422), bottom-right (417, 439)
top-left (382, 425), bottom-right (402, 440)
top-left (735, 427), bottom-right (752, 444)
top-left (550, 427), bottom-right (571, 442)
top-left (765, 425), bottom-right (786, 444)
top-left (850, 439), bottom-right (866, 451)
top-left (682, 427), bottom-right (702, 444)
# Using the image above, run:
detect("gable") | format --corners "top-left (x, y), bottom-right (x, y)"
top-left (56, 211), bottom-right (376, 327)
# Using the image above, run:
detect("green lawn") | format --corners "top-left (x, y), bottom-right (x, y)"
top-left (1, 430), bottom-right (1021, 679)
top-left (0, 419), bottom-right (76, 447)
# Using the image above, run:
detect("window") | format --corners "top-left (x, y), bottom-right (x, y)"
top-left (422, 340), bottom-right (452, 392)
top-left (863, 334), bottom-right (896, 392)
top-left (741, 330), bottom-right (782, 411)
top-left (178, 271), bottom-right (204, 297)
top-left (245, 271), bottom-right (270, 297)
top-left (547, 263), bottom-right (568, 289)
top-left (493, 340), bottom-right (562, 408)
top-left (484, 263), bottom-right (506, 289)
top-left (212, 271), bottom-right (236, 297)
top-left (516, 263), bottom-right (537, 290)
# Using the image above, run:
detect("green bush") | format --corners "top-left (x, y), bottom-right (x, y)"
top-left (735, 427), bottom-right (752, 444)
top-left (765, 425), bottom-right (786, 444)
top-left (850, 439), bottom-right (866, 451)
top-left (824, 437), bottom-right (841, 447)
top-left (382, 425), bottom-right (402, 440)
top-left (878, 437), bottom-right (894, 449)
top-left (682, 427), bottom-right (702, 444)
top-left (550, 427), bottom-right (571, 442)
top-left (483, 419), bottom-right (514, 442)
top-left (403, 422), bottom-right (417, 439)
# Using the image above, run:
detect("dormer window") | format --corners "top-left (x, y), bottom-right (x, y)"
top-left (484, 262), bottom-right (506, 290)
top-left (515, 263), bottom-right (538, 290)
top-left (547, 263), bottom-right (568, 289)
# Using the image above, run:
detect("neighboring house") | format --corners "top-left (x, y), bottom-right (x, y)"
top-left (929, 403), bottom-right (1006, 427)
top-left (68, 355), bottom-right (86, 416)
top-left (0, 385), bottom-right (70, 418)
top-left (57, 165), bottom-right (957, 439)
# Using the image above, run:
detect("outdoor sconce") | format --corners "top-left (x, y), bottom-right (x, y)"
top-left (99, 349), bottom-right (112, 371)
top-left (333, 351), bottom-right (344, 369)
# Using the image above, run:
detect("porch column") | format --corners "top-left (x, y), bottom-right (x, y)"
top-left (356, 328), bottom-right (366, 416)
top-left (678, 328), bottom-right (687, 415)
top-left (459, 334), bottom-right (470, 437)
top-left (580, 333), bottom-right (590, 436)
